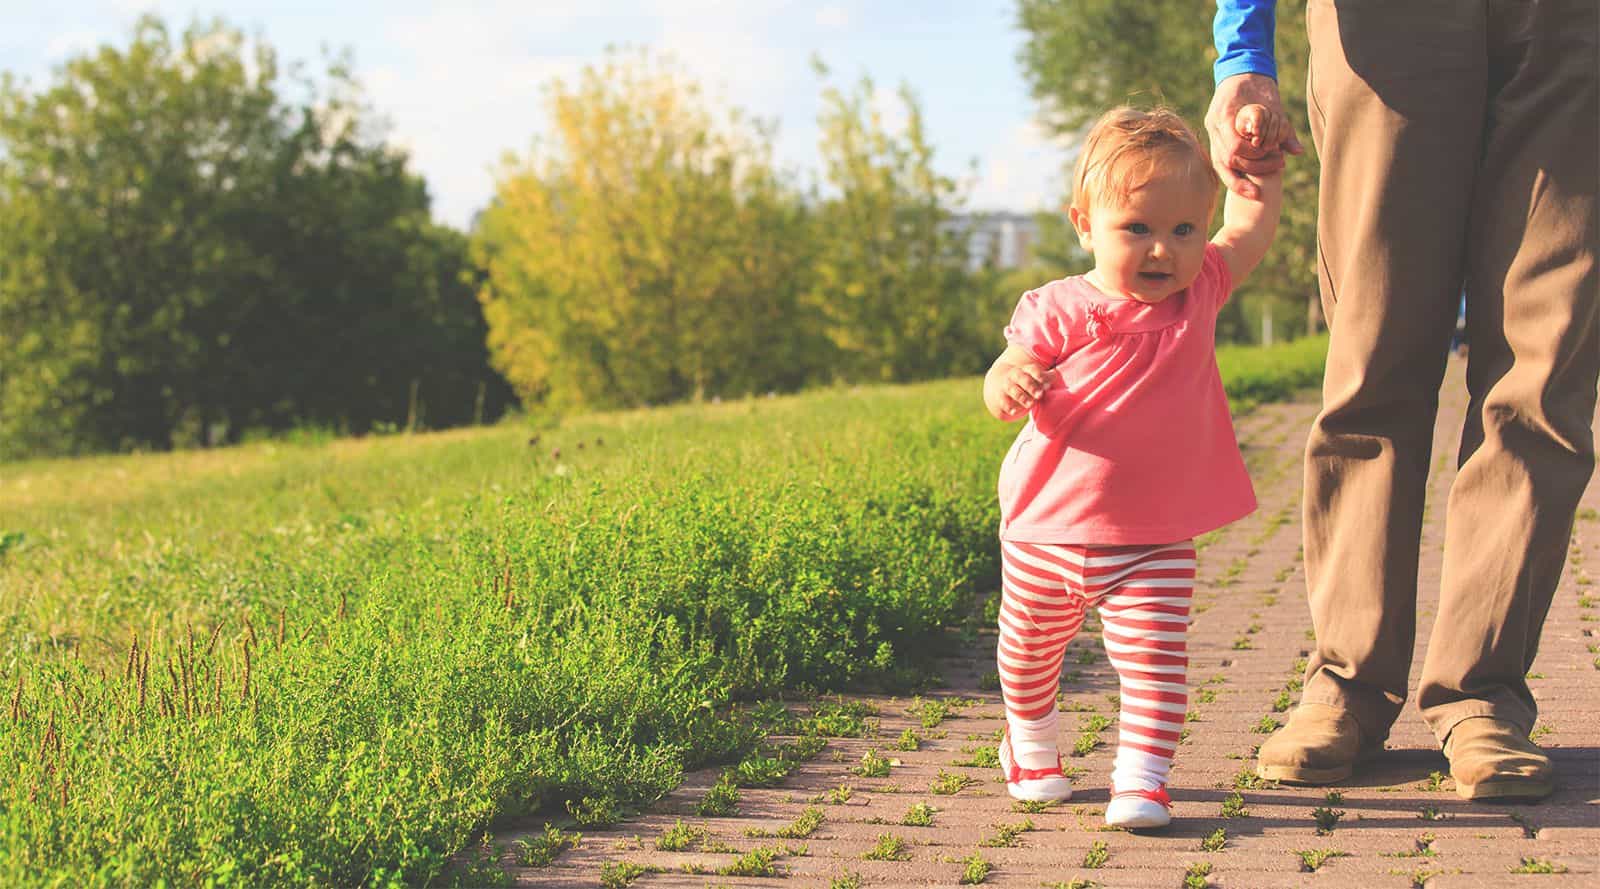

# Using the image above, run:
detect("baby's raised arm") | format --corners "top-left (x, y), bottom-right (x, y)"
top-left (1211, 104), bottom-right (1286, 284)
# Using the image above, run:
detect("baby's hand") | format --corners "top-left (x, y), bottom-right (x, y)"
top-left (1000, 363), bottom-right (1057, 416)
top-left (1234, 103), bottom-right (1292, 156)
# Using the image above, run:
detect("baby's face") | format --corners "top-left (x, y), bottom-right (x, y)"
top-left (1080, 171), bottom-right (1215, 304)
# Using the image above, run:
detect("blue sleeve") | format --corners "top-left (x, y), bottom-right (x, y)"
top-left (1214, 0), bottom-right (1277, 84)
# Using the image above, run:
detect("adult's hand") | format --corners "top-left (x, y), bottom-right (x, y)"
top-left (1205, 73), bottom-right (1304, 199)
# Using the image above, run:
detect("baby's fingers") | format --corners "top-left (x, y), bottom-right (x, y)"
top-left (1234, 104), bottom-right (1269, 147)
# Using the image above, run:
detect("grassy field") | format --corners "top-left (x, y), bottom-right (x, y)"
top-left (0, 336), bottom-right (1325, 887)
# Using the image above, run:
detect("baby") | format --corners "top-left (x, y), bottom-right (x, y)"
top-left (982, 104), bottom-right (1287, 829)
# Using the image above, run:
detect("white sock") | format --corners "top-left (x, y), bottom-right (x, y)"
top-left (1111, 745), bottom-right (1170, 794)
top-left (1007, 710), bottom-right (1059, 771)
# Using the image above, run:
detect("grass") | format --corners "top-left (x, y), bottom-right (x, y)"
top-left (0, 343), bottom-right (1330, 885)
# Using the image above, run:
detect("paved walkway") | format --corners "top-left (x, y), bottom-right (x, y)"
top-left (509, 358), bottom-right (1599, 887)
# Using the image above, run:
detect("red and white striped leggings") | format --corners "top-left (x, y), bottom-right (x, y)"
top-left (998, 539), bottom-right (1194, 792)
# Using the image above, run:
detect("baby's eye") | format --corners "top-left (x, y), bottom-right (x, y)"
top-left (1126, 223), bottom-right (1150, 235)
top-left (1175, 223), bottom-right (1195, 236)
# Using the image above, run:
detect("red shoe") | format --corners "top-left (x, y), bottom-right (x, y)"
top-left (997, 732), bottom-right (1073, 802)
top-left (1105, 785), bottom-right (1171, 829)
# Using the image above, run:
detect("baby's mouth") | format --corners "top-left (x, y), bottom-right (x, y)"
top-left (1138, 271), bottom-right (1172, 281)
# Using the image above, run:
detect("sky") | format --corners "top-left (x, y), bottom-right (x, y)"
top-left (2, 1), bottom-right (1077, 230)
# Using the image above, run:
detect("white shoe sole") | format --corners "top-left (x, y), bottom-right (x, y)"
top-left (998, 739), bottom-right (1072, 802)
top-left (1105, 796), bottom-right (1170, 829)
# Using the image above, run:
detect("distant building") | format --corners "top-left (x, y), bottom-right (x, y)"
top-left (945, 212), bottom-right (1041, 272)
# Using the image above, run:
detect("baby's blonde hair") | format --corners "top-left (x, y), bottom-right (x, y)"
top-left (1071, 106), bottom-right (1220, 213)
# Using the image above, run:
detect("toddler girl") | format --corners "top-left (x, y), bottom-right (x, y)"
top-left (982, 105), bottom-right (1286, 829)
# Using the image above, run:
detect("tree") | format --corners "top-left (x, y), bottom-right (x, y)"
top-left (1015, 0), bottom-right (1320, 342)
top-left (0, 17), bottom-right (510, 458)
top-left (808, 66), bottom-right (982, 382)
top-left (474, 48), bottom-right (818, 410)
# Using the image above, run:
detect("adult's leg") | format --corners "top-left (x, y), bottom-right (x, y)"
top-left (1419, 0), bottom-right (1600, 741)
top-left (1298, 0), bottom-right (1488, 736)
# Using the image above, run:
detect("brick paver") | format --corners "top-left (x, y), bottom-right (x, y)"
top-left (506, 358), bottom-right (1599, 887)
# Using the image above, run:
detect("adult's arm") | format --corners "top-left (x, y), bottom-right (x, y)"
top-left (1214, 0), bottom-right (1277, 84)
top-left (1206, 1), bottom-right (1303, 199)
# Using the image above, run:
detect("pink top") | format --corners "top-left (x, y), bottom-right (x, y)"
top-left (998, 243), bottom-right (1256, 544)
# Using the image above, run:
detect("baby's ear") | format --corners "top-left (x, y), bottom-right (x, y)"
top-left (1068, 205), bottom-right (1093, 250)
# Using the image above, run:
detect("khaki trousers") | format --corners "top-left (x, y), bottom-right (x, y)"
top-left (1301, 0), bottom-right (1599, 744)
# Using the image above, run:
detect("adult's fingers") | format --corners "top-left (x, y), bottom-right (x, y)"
top-left (1228, 150), bottom-right (1286, 176)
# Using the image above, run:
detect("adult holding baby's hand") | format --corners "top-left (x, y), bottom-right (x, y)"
top-left (1213, 0), bottom-right (1599, 803)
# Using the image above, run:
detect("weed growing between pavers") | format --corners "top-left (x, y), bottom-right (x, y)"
top-left (1384, 833), bottom-right (1438, 859)
top-left (1082, 839), bottom-right (1110, 868)
top-left (1199, 828), bottom-right (1227, 852)
top-left (902, 802), bottom-right (937, 826)
top-left (1296, 849), bottom-right (1349, 872)
top-left (894, 728), bottom-right (921, 751)
top-left (599, 860), bottom-right (654, 888)
top-left (829, 870), bottom-right (864, 889)
top-left (959, 852), bottom-right (992, 884)
top-left (1312, 805), bottom-right (1345, 834)
top-left (746, 806), bottom-right (824, 839)
top-left (1221, 792), bottom-right (1250, 818)
top-left (1417, 805), bottom-right (1449, 821)
top-left (979, 818), bottom-right (1035, 848)
top-left (1044, 880), bottom-right (1102, 889)
top-left (863, 833), bottom-right (911, 861)
top-left (1508, 812), bottom-right (1540, 838)
top-left (655, 820), bottom-right (707, 852)
top-left (1183, 860), bottom-right (1213, 888)
top-left (719, 845), bottom-right (785, 877)
top-left (1418, 771), bottom-right (1448, 792)
top-left (1511, 858), bottom-right (1568, 874)
top-left (816, 784), bottom-right (853, 805)
top-left (852, 748), bottom-right (893, 778)
top-left (1232, 766), bottom-right (1277, 790)
top-left (931, 769), bottom-right (980, 795)
top-left (698, 774), bottom-right (741, 816)
top-left (517, 824), bottom-right (582, 865)
top-left (953, 744), bottom-right (1000, 768)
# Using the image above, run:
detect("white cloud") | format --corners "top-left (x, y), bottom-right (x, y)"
top-left (965, 117), bottom-right (1071, 212)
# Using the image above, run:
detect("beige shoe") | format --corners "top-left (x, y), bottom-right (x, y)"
top-left (1444, 717), bottom-right (1554, 801)
top-left (1256, 703), bottom-right (1381, 785)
